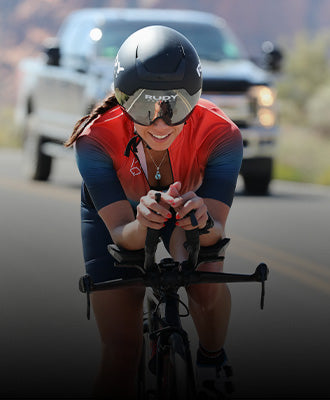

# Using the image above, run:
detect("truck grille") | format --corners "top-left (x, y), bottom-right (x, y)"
top-left (202, 79), bottom-right (251, 93)
top-left (201, 92), bottom-right (251, 125)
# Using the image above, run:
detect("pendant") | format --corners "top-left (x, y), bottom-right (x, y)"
top-left (155, 169), bottom-right (161, 180)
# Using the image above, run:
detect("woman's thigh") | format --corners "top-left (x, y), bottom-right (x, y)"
top-left (91, 286), bottom-right (146, 348)
top-left (186, 261), bottom-right (226, 309)
top-left (168, 226), bottom-right (225, 305)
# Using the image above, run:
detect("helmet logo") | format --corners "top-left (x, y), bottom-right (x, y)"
top-left (196, 63), bottom-right (202, 78)
top-left (114, 56), bottom-right (125, 78)
top-left (145, 94), bottom-right (178, 102)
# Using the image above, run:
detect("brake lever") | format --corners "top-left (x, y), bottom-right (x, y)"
top-left (188, 210), bottom-right (198, 227)
top-left (261, 280), bottom-right (266, 310)
top-left (144, 192), bottom-right (162, 271)
top-left (254, 263), bottom-right (269, 310)
top-left (183, 210), bottom-right (200, 270)
top-left (79, 275), bottom-right (93, 320)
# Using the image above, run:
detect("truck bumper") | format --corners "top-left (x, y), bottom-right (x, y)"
top-left (240, 125), bottom-right (278, 159)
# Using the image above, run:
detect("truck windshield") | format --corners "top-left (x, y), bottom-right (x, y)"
top-left (93, 20), bottom-right (245, 62)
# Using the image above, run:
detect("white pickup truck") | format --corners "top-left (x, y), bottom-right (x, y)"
top-left (16, 8), bottom-right (279, 194)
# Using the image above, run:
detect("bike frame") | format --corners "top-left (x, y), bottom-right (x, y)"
top-left (79, 227), bottom-right (269, 399)
top-left (143, 259), bottom-right (198, 399)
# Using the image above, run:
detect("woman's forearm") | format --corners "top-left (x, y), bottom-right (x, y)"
top-left (199, 220), bottom-right (225, 247)
top-left (98, 201), bottom-right (149, 250)
top-left (111, 219), bottom-right (148, 250)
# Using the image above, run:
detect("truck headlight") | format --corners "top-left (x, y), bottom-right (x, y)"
top-left (258, 86), bottom-right (275, 107)
top-left (249, 85), bottom-right (276, 127)
top-left (90, 28), bottom-right (103, 41)
top-left (258, 108), bottom-right (276, 127)
top-left (249, 85), bottom-right (275, 107)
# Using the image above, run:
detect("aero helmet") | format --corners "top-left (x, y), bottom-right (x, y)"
top-left (114, 25), bottom-right (202, 126)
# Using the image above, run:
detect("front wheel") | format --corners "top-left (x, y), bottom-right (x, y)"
top-left (243, 174), bottom-right (271, 195)
top-left (138, 321), bottom-right (156, 400)
top-left (23, 135), bottom-right (52, 181)
top-left (157, 333), bottom-right (195, 400)
top-left (241, 157), bottom-right (273, 195)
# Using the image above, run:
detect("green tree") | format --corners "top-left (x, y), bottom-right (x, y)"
top-left (276, 30), bottom-right (330, 133)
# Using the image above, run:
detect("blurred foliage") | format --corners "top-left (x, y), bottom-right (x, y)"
top-left (0, 107), bottom-right (21, 148)
top-left (275, 30), bottom-right (330, 185)
top-left (276, 30), bottom-right (330, 137)
top-left (274, 123), bottom-right (330, 185)
top-left (306, 85), bottom-right (330, 136)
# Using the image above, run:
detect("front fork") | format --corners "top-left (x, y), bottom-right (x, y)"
top-left (152, 292), bottom-right (196, 396)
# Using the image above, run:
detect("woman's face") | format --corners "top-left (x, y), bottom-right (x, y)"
top-left (134, 118), bottom-right (185, 152)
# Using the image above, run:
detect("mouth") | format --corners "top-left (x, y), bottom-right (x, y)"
top-left (149, 132), bottom-right (171, 142)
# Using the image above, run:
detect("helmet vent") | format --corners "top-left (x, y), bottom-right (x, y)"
top-left (135, 52), bottom-right (185, 82)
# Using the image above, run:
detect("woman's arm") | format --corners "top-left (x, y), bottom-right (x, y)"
top-left (172, 124), bottom-right (243, 246)
top-left (99, 191), bottom-right (174, 250)
top-left (76, 136), bottom-right (173, 250)
top-left (201, 198), bottom-right (229, 246)
top-left (98, 200), bottom-right (146, 250)
top-left (170, 188), bottom-right (229, 247)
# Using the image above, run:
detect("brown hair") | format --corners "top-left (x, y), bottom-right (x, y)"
top-left (64, 93), bottom-right (119, 147)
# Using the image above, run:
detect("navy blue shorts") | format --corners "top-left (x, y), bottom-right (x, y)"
top-left (80, 184), bottom-right (176, 283)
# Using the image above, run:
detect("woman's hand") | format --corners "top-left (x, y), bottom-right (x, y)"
top-left (168, 182), bottom-right (209, 231)
top-left (136, 190), bottom-right (173, 230)
top-left (136, 182), bottom-right (210, 231)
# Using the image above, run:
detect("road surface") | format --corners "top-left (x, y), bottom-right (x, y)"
top-left (0, 149), bottom-right (329, 399)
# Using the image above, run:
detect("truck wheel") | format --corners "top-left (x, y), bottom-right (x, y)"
top-left (23, 136), bottom-right (52, 181)
top-left (241, 158), bottom-right (272, 195)
top-left (243, 175), bottom-right (271, 195)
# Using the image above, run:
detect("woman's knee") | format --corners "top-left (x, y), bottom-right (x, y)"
top-left (187, 261), bottom-right (228, 308)
top-left (187, 282), bottom-right (229, 312)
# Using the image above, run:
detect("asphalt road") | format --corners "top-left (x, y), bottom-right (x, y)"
top-left (0, 149), bottom-right (329, 399)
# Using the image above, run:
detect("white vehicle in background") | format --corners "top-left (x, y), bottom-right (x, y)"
top-left (16, 8), bottom-right (280, 194)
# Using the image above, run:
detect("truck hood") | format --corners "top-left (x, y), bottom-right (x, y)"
top-left (201, 59), bottom-right (273, 92)
top-left (92, 58), bottom-right (272, 95)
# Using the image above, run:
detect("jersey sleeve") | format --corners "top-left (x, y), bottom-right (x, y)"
top-left (196, 126), bottom-right (243, 207)
top-left (75, 136), bottom-right (127, 210)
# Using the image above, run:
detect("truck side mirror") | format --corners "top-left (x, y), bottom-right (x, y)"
top-left (261, 41), bottom-right (283, 73)
top-left (43, 38), bottom-right (61, 67)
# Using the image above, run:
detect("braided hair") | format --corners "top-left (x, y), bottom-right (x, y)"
top-left (64, 94), bottom-right (119, 147)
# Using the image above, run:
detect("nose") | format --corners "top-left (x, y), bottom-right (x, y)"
top-left (151, 118), bottom-right (170, 130)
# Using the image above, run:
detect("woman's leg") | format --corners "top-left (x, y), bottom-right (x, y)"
top-left (91, 286), bottom-right (145, 399)
top-left (186, 263), bottom-right (231, 352)
top-left (169, 227), bottom-right (231, 351)
top-left (80, 193), bottom-right (147, 398)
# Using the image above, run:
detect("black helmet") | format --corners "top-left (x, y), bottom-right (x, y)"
top-left (114, 25), bottom-right (202, 126)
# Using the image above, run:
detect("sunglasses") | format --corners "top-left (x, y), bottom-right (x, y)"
top-left (118, 88), bottom-right (201, 126)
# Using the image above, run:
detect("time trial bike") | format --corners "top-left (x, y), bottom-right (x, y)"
top-left (79, 217), bottom-right (269, 399)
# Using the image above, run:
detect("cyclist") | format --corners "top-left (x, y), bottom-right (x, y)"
top-left (65, 25), bottom-right (243, 399)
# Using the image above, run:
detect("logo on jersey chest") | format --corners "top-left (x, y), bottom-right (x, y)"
top-left (130, 158), bottom-right (141, 176)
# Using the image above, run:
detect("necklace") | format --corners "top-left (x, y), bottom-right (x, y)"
top-left (146, 148), bottom-right (167, 180)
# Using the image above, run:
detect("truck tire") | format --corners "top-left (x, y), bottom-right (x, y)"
top-left (23, 136), bottom-right (52, 181)
top-left (241, 158), bottom-right (272, 195)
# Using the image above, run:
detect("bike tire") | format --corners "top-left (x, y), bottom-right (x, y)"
top-left (158, 332), bottom-right (195, 400)
top-left (138, 321), bottom-right (158, 400)
top-left (137, 333), bottom-right (147, 400)
top-left (137, 295), bottom-right (160, 400)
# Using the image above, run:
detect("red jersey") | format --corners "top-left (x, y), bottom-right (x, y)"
top-left (76, 98), bottom-right (243, 210)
